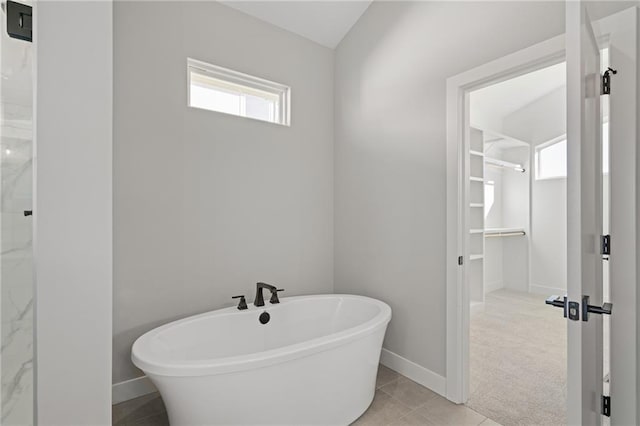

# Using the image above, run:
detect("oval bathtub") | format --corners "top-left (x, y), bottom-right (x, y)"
top-left (132, 294), bottom-right (392, 425)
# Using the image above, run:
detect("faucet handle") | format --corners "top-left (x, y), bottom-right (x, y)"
top-left (232, 295), bottom-right (248, 310)
top-left (269, 289), bottom-right (285, 304)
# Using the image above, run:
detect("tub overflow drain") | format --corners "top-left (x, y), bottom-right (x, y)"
top-left (259, 311), bottom-right (270, 324)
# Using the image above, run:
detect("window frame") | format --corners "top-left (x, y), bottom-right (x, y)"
top-left (187, 58), bottom-right (291, 126)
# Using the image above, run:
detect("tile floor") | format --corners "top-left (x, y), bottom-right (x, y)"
top-left (112, 365), bottom-right (500, 426)
top-left (112, 392), bottom-right (168, 426)
top-left (353, 365), bottom-right (497, 426)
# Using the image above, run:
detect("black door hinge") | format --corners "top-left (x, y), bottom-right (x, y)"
top-left (458, 256), bottom-right (463, 266)
top-left (602, 395), bottom-right (611, 417)
top-left (601, 235), bottom-right (611, 256)
top-left (6, 0), bottom-right (32, 42)
top-left (601, 68), bottom-right (617, 95)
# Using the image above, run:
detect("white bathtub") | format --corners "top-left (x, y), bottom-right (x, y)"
top-left (132, 294), bottom-right (391, 425)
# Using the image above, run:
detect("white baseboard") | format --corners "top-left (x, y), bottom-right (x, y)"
top-left (484, 280), bottom-right (504, 293)
top-left (380, 348), bottom-right (446, 397)
top-left (470, 300), bottom-right (485, 315)
top-left (529, 283), bottom-right (565, 296)
top-left (112, 375), bottom-right (157, 405)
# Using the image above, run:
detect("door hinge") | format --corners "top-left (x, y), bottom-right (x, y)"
top-left (602, 395), bottom-right (611, 417)
top-left (5, 0), bottom-right (32, 42)
top-left (601, 67), bottom-right (617, 95)
top-left (601, 234), bottom-right (611, 256)
top-left (458, 256), bottom-right (463, 266)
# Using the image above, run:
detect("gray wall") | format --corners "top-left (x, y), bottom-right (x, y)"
top-left (333, 1), bottom-right (570, 377)
top-left (333, 0), bottom-right (633, 384)
top-left (36, 1), bottom-right (113, 423)
top-left (113, 1), bottom-right (334, 384)
top-left (503, 87), bottom-right (567, 294)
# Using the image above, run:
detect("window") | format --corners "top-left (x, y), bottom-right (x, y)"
top-left (535, 123), bottom-right (610, 180)
top-left (188, 58), bottom-right (290, 126)
top-left (535, 137), bottom-right (566, 180)
top-left (484, 180), bottom-right (495, 219)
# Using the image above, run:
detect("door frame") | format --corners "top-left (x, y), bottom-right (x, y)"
top-left (445, 8), bottom-right (638, 424)
top-left (445, 31), bottom-right (565, 404)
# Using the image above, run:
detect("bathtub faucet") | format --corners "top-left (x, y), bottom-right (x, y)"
top-left (254, 282), bottom-right (284, 306)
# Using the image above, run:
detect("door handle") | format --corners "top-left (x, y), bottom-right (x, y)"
top-left (545, 295), bottom-right (568, 318)
top-left (545, 295), bottom-right (565, 308)
top-left (545, 295), bottom-right (580, 320)
top-left (582, 295), bottom-right (612, 321)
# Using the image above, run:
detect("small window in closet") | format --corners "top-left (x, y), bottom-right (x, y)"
top-left (535, 137), bottom-right (566, 180)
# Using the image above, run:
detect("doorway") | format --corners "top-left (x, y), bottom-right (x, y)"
top-left (445, 6), bottom-right (638, 423)
top-left (465, 62), bottom-right (570, 425)
top-left (460, 51), bottom-right (614, 426)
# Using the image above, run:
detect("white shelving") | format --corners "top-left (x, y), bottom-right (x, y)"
top-left (468, 127), bottom-right (485, 304)
top-left (477, 129), bottom-right (532, 300)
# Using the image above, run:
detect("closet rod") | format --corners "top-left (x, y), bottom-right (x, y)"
top-left (485, 156), bottom-right (525, 173)
top-left (485, 230), bottom-right (526, 238)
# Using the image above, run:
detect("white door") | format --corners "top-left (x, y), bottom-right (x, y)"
top-left (566, 1), bottom-right (604, 424)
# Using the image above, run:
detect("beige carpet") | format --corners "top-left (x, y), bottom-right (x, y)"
top-left (466, 289), bottom-right (567, 426)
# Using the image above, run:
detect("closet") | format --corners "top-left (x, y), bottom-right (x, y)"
top-left (468, 127), bottom-right (530, 310)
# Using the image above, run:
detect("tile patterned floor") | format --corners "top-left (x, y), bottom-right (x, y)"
top-left (112, 392), bottom-right (168, 426)
top-left (352, 365), bottom-right (496, 426)
top-left (112, 365), bottom-right (500, 426)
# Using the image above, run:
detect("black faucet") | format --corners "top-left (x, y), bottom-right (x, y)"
top-left (254, 282), bottom-right (284, 306)
top-left (232, 295), bottom-right (248, 310)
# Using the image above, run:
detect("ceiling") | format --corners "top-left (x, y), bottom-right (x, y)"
top-left (220, 1), bottom-right (372, 49)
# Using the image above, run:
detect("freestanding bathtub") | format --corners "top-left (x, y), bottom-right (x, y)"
top-left (132, 294), bottom-right (391, 425)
